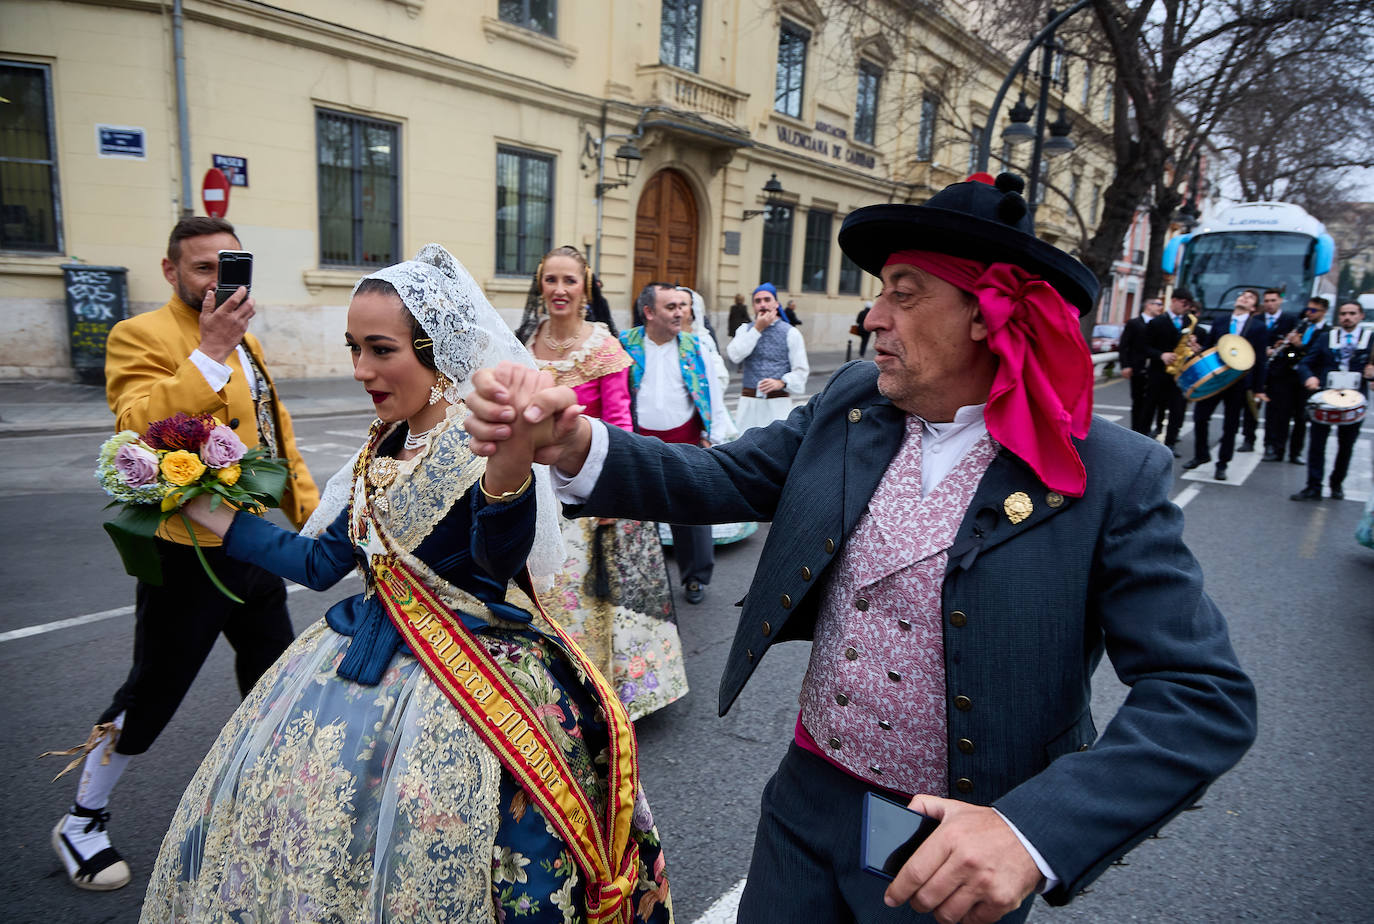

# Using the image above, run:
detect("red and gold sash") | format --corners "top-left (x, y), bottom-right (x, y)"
top-left (356, 421), bottom-right (641, 923)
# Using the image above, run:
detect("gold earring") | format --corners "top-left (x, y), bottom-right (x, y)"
top-left (429, 373), bottom-right (452, 406)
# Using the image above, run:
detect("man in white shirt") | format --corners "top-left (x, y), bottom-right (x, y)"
top-left (619, 283), bottom-right (726, 603)
top-left (727, 282), bottom-right (809, 432)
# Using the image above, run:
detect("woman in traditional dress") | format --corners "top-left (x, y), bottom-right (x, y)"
top-left (141, 244), bottom-right (672, 924)
top-left (517, 246), bottom-right (689, 721)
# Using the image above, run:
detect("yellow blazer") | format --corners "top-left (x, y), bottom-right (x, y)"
top-left (104, 295), bottom-right (320, 546)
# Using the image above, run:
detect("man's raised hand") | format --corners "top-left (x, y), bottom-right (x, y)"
top-left (465, 362), bottom-right (590, 470)
top-left (198, 286), bottom-right (254, 363)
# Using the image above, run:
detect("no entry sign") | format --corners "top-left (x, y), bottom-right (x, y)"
top-left (201, 167), bottom-right (231, 218)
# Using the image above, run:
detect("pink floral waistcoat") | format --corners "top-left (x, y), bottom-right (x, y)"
top-left (799, 415), bottom-right (997, 796)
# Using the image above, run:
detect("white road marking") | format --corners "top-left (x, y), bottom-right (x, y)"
top-left (325, 429), bottom-right (369, 438)
top-left (1174, 485), bottom-right (1202, 509)
top-left (0, 578), bottom-right (356, 645)
top-left (295, 441), bottom-right (357, 454)
top-left (690, 878), bottom-right (746, 924)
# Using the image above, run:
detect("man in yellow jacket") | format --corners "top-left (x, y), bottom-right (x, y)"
top-left (51, 217), bottom-right (319, 891)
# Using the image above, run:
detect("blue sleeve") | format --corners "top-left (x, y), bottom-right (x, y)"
top-left (222, 506), bottom-right (356, 591)
top-left (469, 477), bottom-right (537, 584)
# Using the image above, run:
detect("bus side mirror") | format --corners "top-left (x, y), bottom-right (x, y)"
top-left (1162, 234), bottom-right (1191, 274)
top-left (1313, 234), bottom-right (1334, 276)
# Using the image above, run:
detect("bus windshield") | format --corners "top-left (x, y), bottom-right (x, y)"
top-left (1178, 231), bottom-right (1315, 313)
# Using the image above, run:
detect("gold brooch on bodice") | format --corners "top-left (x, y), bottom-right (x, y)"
top-left (367, 456), bottom-right (400, 514)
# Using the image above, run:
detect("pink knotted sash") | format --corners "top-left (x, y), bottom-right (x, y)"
top-left (884, 250), bottom-right (1094, 495)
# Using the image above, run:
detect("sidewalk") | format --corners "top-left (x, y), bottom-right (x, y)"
top-left (0, 347), bottom-right (859, 438)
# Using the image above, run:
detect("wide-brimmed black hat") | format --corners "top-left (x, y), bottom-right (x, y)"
top-left (837, 173), bottom-right (1099, 315)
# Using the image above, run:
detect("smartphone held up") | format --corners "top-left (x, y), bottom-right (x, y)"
top-left (861, 791), bottom-right (940, 881)
top-left (215, 250), bottom-right (253, 306)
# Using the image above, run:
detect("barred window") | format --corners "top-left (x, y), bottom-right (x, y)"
top-left (760, 204), bottom-right (794, 289)
top-left (499, 0), bottom-right (556, 36)
top-left (317, 109), bottom-right (400, 267)
top-left (495, 146), bottom-right (554, 276)
top-left (0, 62), bottom-right (61, 252)
top-left (775, 23), bottom-right (808, 118)
top-left (854, 62), bottom-right (881, 145)
top-left (838, 251), bottom-right (862, 296)
top-left (660, 0), bottom-right (702, 72)
top-left (801, 210), bottom-right (831, 293)
top-left (917, 95), bottom-right (938, 161)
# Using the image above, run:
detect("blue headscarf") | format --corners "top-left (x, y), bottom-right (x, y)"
top-left (752, 282), bottom-right (778, 300)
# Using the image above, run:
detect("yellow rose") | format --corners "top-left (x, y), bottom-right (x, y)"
top-left (216, 464), bottom-right (241, 486)
top-left (161, 490), bottom-right (184, 512)
top-left (160, 450), bottom-right (206, 486)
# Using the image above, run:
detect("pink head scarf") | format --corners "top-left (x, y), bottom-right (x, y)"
top-left (883, 250), bottom-right (1094, 496)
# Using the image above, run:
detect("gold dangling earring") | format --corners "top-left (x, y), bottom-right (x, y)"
top-left (429, 373), bottom-right (452, 406)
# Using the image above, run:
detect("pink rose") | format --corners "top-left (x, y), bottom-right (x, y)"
top-left (114, 441), bottom-right (159, 487)
top-left (201, 425), bottom-right (247, 467)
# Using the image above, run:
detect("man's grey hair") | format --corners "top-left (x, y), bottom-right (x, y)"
top-left (635, 282), bottom-right (676, 315)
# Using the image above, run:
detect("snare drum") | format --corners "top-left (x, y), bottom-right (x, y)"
top-left (1176, 334), bottom-right (1256, 402)
top-left (1306, 389), bottom-right (1368, 426)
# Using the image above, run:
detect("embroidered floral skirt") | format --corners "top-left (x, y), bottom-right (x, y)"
top-left (539, 517), bottom-right (689, 721)
top-left (141, 620), bottom-right (673, 923)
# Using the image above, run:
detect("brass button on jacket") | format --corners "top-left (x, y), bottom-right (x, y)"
top-left (955, 778), bottom-right (974, 794)
top-left (844, 646), bottom-right (859, 660)
top-left (1047, 491), bottom-right (1065, 508)
top-left (957, 737), bottom-right (975, 754)
top-left (780, 593), bottom-right (792, 609)
top-left (848, 408), bottom-right (863, 423)
top-left (824, 538), bottom-right (836, 554)
top-left (949, 610), bottom-right (968, 628)
top-left (761, 620), bottom-right (771, 636)
top-left (954, 694), bottom-right (972, 711)
top-left (800, 566), bottom-right (812, 581)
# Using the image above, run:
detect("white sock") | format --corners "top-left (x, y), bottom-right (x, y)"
top-left (72, 712), bottom-right (128, 811)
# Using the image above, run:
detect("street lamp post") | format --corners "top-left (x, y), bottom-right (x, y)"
top-left (976, 0), bottom-right (1093, 184)
top-left (998, 10), bottom-right (1078, 219)
top-left (586, 127), bottom-right (644, 280)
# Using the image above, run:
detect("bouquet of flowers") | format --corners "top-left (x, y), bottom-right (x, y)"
top-left (97, 412), bottom-right (289, 602)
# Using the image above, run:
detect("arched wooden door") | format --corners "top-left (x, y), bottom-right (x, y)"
top-left (632, 169), bottom-right (699, 301)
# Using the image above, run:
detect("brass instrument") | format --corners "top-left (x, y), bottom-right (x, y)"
top-left (1165, 313), bottom-right (1200, 378)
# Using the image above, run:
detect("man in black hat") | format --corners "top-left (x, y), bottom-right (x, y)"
top-left (465, 173), bottom-right (1256, 924)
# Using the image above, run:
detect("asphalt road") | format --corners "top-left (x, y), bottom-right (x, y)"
top-left (2, 380), bottom-right (1372, 923)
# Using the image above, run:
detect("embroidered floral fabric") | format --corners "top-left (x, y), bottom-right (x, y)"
top-left (530, 334), bottom-right (689, 722)
top-left (141, 426), bottom-right (673, 922)
top-left (800, 416), bottom-right (998, 796)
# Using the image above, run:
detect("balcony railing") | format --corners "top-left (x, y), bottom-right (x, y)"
top-left (635, 65), bottom-right (749, 126)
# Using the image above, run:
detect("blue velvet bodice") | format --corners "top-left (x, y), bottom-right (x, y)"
top-left (223, 430), bottom-right (536, 685)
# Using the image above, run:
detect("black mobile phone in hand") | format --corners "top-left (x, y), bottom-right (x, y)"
top-left (215, 250), bottom-right (253, 306)
top-left (861, 791), bottom-right (940, 880)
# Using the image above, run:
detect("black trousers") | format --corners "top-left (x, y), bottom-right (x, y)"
top-left (739, 744), bottom-right (1036, 924)
top-left (1127, 372), bottom-right (1152, 434)
top-left (99, 538), bottom-right (294, 754)
top-left (667, 523), bottom-right (714, 586)
top-left (1265, 373), bottom-right (1308, 458)
top-left (1305, 419), bottom-right (1364, 490)
top-left (1192, 385), bottom-right (1247, 464)
top-left (1144, 374), bottom-right (1186, 445)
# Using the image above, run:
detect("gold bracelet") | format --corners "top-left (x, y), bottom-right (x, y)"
top-left (479, 471), bottom-right (533, 503)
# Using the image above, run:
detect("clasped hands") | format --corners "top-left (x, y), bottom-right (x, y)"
top-left (465, 363), bottom-right (590, 476)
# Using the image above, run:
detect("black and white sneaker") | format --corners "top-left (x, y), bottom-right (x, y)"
top-left (52, 803), bottom-right (131, 891)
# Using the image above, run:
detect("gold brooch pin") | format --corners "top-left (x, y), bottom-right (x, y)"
top-left (1004, 491), bottom-right (1033, 524)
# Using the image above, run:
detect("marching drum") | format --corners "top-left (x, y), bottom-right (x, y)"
top-left (1306, 389), bottom-right (1368, 426)
top-left (1177, 333), bottom-right (1255, 402)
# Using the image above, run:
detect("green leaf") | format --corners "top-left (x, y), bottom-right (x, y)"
top-left (103, 503), bottom-right (165, 585)
top-left (235, 459), bottom-right (289, 507)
